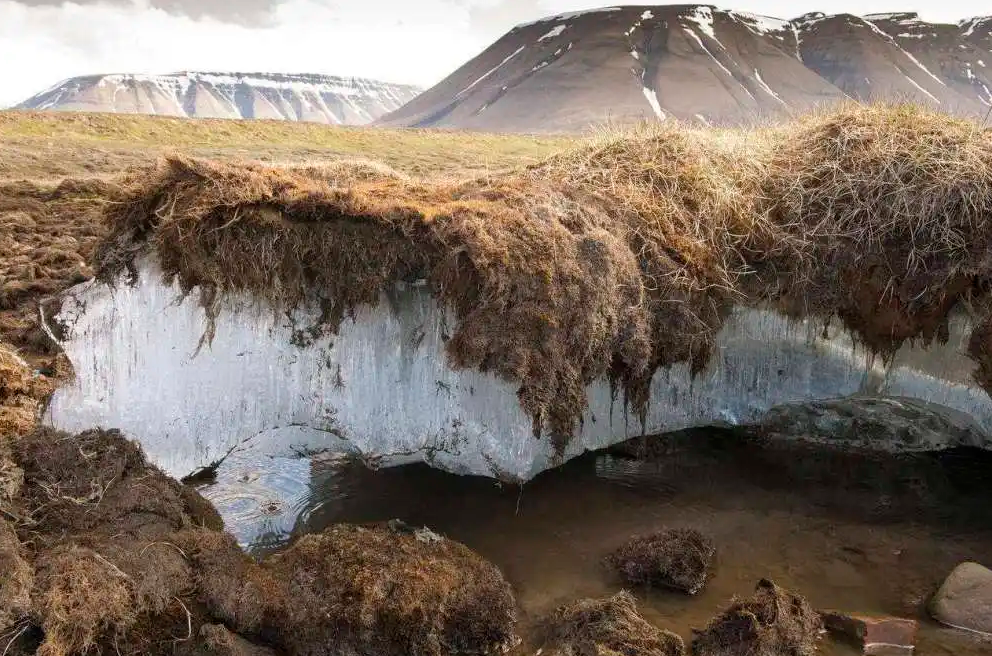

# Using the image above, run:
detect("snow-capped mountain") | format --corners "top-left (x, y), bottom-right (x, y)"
top-left (17, 72), bottom-right (422, 125)
top-left (378, 6), bottom-right (992, 132)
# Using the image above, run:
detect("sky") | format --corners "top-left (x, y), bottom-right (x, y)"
top-left (0, 0), bottom-right (989, 107)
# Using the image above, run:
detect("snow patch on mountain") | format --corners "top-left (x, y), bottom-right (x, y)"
top-left (17, 72), bottom-right (422, 125)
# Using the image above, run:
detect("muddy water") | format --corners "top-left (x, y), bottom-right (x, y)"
top-left (198, 433), bottom-right (992, 655)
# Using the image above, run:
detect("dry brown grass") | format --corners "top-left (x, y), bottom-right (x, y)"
top-left (0, 110), bottom-right (571, 181)
top-left (605, 528), bottom-right (716, 595)
top-left (93, 103), bottom-right (992, 453)
top-left (0, 519), bottom-right (33, 637)
top-left (263, 524), bottom-right (516, 656)
top-left (33, 546), bottom-right (136, 656)
top-left (690, 579), bottom-right (822, 656)
top-left (0, 343), bottom-right (48, 439)
top-left (4, 428), bottom-right (228, 655)
top-left (542, 591), bottom-right (685, 656)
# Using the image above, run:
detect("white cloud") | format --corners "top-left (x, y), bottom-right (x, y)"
top-left (0, 0), bottom-right (989, 108)
top-left (0, 0), bottom-right (486, 106)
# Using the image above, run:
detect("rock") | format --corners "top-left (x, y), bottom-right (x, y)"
top-left (822, 612), bottom-right (918, 655)
top-left (929, 562), bottom-right (992, 636)
top-left (748, 397), bottom-right (988, 452)
top-left (605, 528), bottom-right (715, 595)
top-left (690, 579), bottom-right (823, 656)
top-left (543, 591), bottom-right (685, 656)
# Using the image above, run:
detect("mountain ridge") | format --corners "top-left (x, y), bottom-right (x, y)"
top-left (17, 71), bottom-right (422, 125)
top-left (378, 5), bottom-right (992, 132)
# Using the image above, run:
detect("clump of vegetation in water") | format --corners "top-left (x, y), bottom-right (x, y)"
top-left (690, 579), bottom-right (823, 656)
top-left (542, 591), bottom-right (685, 656)
top-left (605, 527), bottom-right (715, 594)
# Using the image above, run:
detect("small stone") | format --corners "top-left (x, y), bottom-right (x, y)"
top-left (929, 562), bottom-right (992, 636)
top-left (822, 612), bottom-right (918, 655)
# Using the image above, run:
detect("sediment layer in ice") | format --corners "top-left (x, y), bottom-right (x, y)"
top-left (44, 260), bottom-right (992, 481)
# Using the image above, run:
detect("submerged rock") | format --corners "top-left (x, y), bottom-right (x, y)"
top-left (929, 562), bottom-right (992, 636)
top-left (822, 612), bottom-right (918, 655)
top-left (542, 591), bottom-right (685, 656)
top-left (748, 397), bottom-right (989, 452)
top-left (605, 528), bottom-right (715, 595)
top-left (691, 579), bottom-right (822, 656)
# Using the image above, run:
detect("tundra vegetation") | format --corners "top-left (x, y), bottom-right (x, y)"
top-left (2, 103), bottom-right (992, 654)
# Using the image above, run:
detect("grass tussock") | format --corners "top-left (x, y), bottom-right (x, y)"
top-left (2, 423), bottom-right (518, 656)
top-left (0, 343), bottom-right (48, 440)
top-left (542, 591), bottom-right (685, 656)
top-left (247, 524), bottom-right (516, 656)
top-left (33, 546), bottom-right (135, 656)
top-left (95, 103), bottom-right (992, 452)
top-left (2, 429), bottom-right (229, 655)
top-left (690, 579), bottom-right (822, 656)
top-left (605, 528), bottom-right (716, 595)
top-left (0, 519), bottom-right (33, 635)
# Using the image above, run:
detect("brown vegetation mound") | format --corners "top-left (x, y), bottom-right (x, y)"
top-left (690, 579), bottom-right (822, 656)
top-left (0, 343), bottom-right (49, 440)
top-left (0, 519), bottom-right (33, 635)
top-left (3, 428), bottom-right (233, 656)
top-left (606, 528), bottom-right (715, 594)
top-left (0, 178), bottom-right (116, 368)
top-left (542, 591), bottom-right (685, 656)
top-left (0, 341), bottom-right (52, 507)
top-left (93, 104), bottom-right (992, 453)
top-left (193, 523), bottom-right (517, 656)
top-left (4, 423), bottom-right (518, 656)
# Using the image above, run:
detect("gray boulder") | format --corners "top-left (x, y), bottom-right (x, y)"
top-left (749, 397), bottom-right (988, 452)
top-left (930, 562), bottom-right (992, 636)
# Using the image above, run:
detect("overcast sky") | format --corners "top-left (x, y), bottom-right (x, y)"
top-left (0, 0), bottom-right (988, 107)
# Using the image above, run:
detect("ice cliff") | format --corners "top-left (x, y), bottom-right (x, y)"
top-left (44, 259), bottom-right (992, 482)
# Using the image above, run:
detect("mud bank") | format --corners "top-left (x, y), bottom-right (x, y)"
top-left (45, 259), bottom-right (992, 481)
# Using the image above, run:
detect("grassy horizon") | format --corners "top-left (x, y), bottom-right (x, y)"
top-left (0, 110), bottom-right (576, 180)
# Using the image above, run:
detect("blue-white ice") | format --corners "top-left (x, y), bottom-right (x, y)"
top-left (44, 258), bottom-right (992, 482)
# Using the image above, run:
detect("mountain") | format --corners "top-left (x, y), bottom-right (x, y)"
top-left (378, 5), bottom-right (992, 132)
top-left (16, 72), bottom-right (422, 125)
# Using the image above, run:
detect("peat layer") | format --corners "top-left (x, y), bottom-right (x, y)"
top-left (93, 104), bottom-right (992, 453)
top-left (0, 178), bottom-right (118, 370)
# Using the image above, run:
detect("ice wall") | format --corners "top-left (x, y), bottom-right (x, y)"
top-left (44, 259), bottom-right (992, 482)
